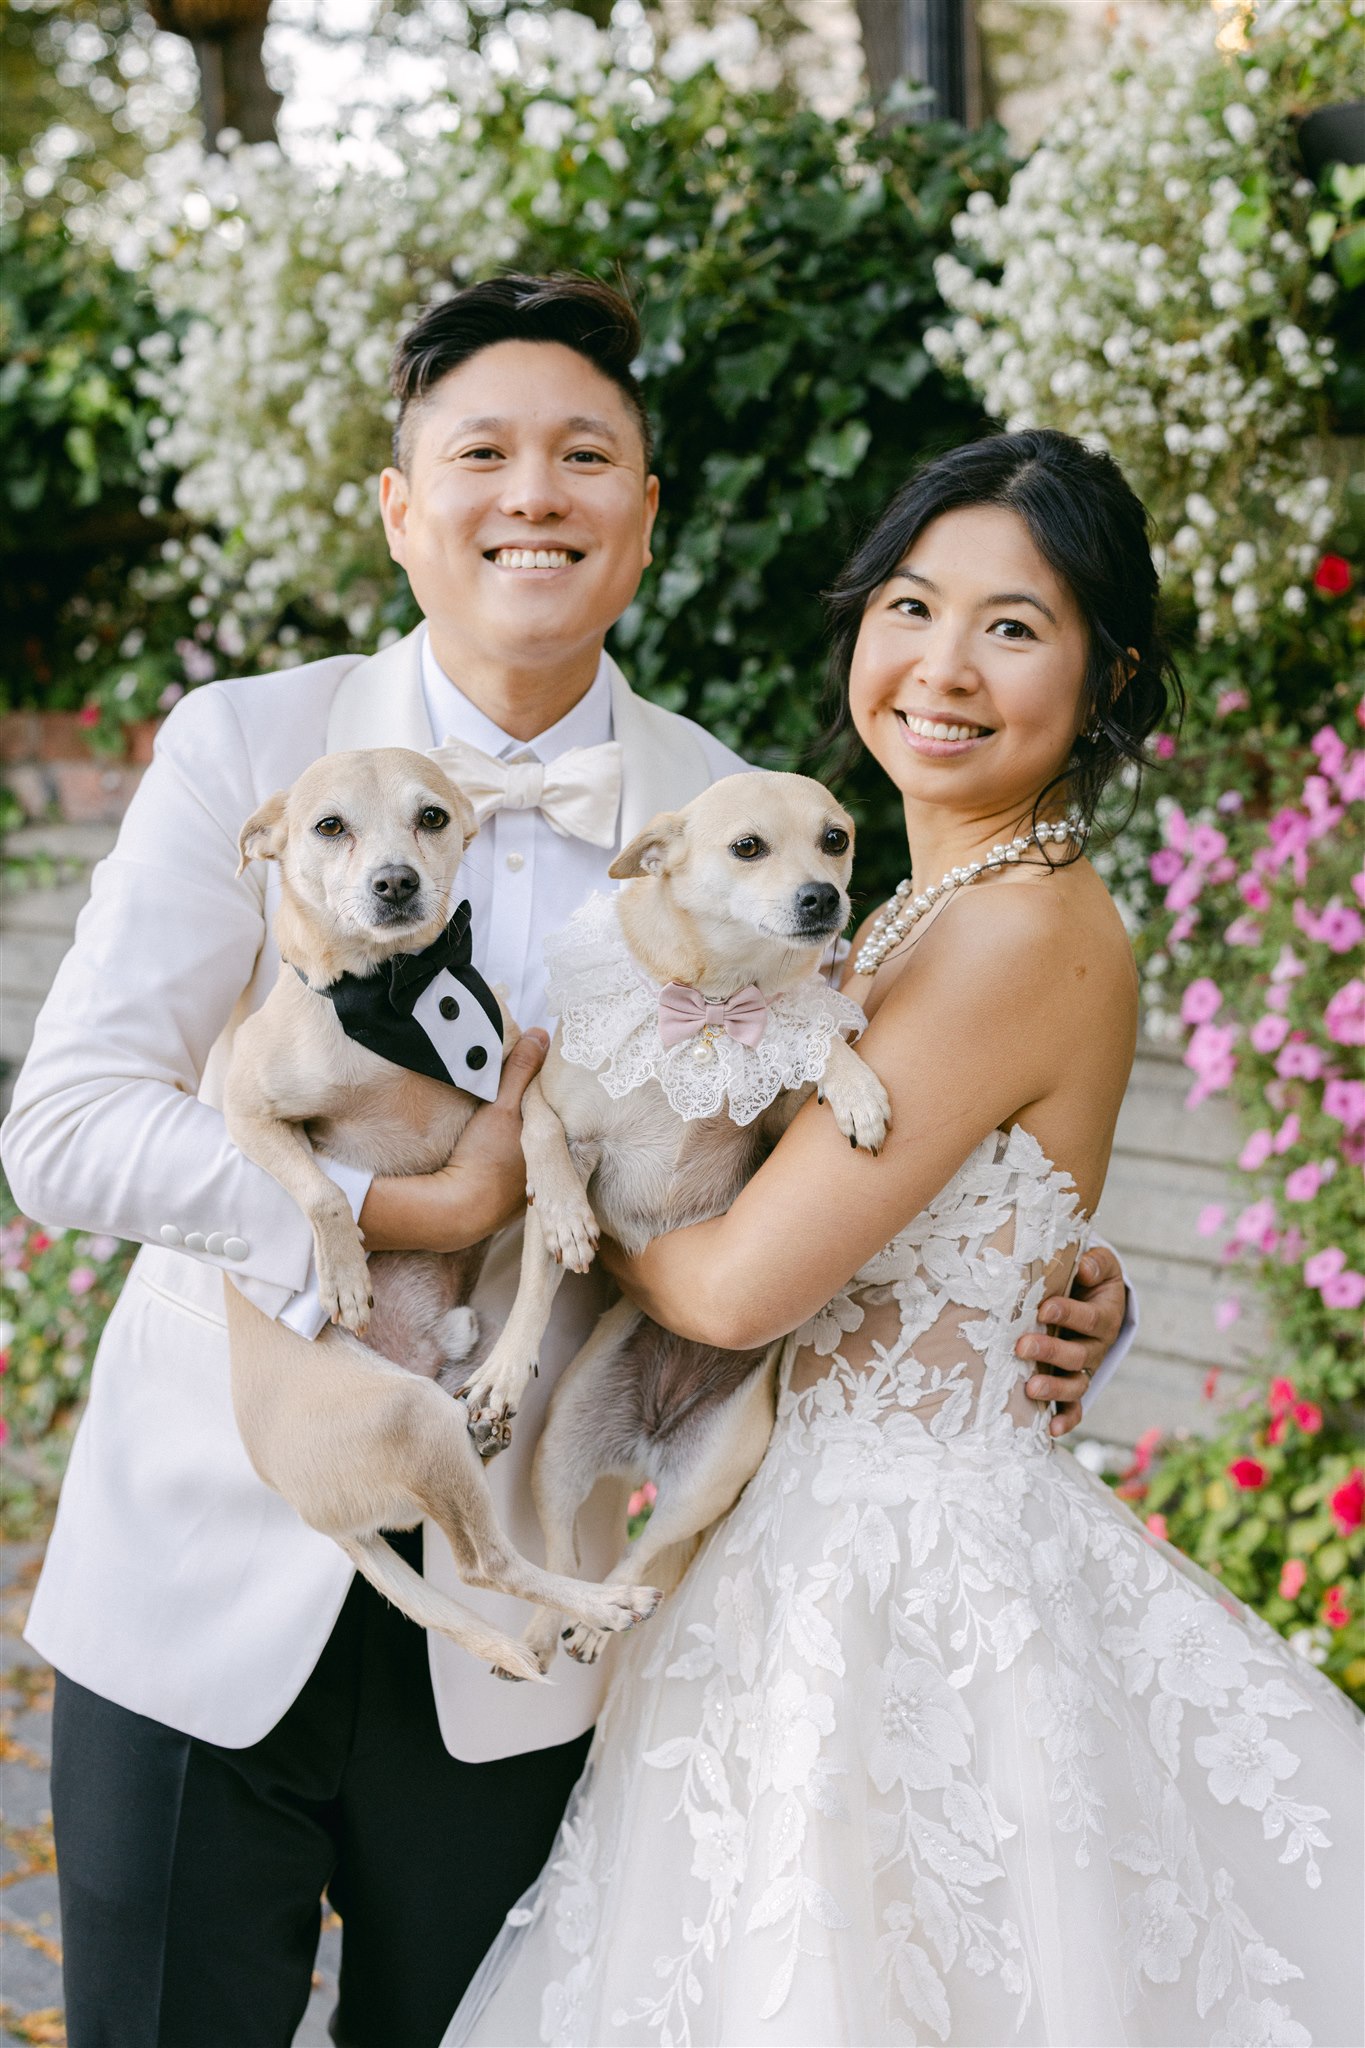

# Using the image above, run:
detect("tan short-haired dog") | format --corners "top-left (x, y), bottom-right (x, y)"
top-left (457, 772), bottom-right (890, 1676)
top-left (223, 748), bottom-right (660, 1679)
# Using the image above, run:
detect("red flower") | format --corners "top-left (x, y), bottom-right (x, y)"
top-left (1292, 1401), bottom-right (1323, 1436)
top-left (1266, 1415), bottom-right (1287, 1447)
top-left (1329, 1468), bottom-right (1365, 1534)
top-left (1279, 1558), bottom-right (1307, 1601)
top-left (1313, 554), bottom-right (1352, 597)
top-left (1268, 1376), bottom-right (1296, 1415)
top-left (1202, 1368), bottom-right (1221, 1401)
top-left (1228, 1457), bottom-right (1266, 1490)
top-left (77, 703), bottom-right (101, 728)
top-left (1322, 1585), bottom-right (1351, 1629)
top-left (29, 1231), bottom-right (51, 1254)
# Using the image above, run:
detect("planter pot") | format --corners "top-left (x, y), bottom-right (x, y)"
top-left (1298, 102), bottom-right (1365, 180)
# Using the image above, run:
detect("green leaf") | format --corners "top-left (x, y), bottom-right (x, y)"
top-left (806, 418), bottom-right (870, 479)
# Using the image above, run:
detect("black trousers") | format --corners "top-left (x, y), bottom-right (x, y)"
top-left (50, 1530), bottom-right (592, 2048)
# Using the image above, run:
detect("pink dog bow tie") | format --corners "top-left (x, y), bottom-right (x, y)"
top-left (657, 982), bottom-right (769, 1050)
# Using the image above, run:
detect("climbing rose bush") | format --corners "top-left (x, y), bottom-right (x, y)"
top-left (926, 0), bottom-right (1364, 642)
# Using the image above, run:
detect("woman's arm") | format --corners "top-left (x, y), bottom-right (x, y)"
top-left (604, 885), bottom-right (1091, 1353)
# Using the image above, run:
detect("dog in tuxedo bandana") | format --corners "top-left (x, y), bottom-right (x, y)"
top-left (223, 748), bottom-right (661, 1675)
top-left (457, 771), bottom-right (890, 1676)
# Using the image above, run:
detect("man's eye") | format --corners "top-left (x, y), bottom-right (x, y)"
top-left (823, 827), bottom-right (850, 856)
top-left (461, 447), bottom-right (502, 461)
top-left (566, 449), bottom-right (608, 464)
top-left (418, 806), bottom-right (450, 831)
top-left (315, 817), bottom-right (345, 838)
top-left (730, 836), bottom-right (768, 861)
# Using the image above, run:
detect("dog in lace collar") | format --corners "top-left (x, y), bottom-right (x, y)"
top-left (456, 773), bottom-right (892, 1681)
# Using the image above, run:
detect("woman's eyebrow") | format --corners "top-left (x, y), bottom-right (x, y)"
top-left (890, 567), bottom-right (1058, 627)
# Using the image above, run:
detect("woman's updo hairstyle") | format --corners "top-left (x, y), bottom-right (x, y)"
top-left (823, 427), bottom-right (1183, 841)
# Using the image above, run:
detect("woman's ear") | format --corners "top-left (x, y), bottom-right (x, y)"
top-left (609, 812), bottom-right (687, 880)
top-left (237, 790), bottom-right (289, 875)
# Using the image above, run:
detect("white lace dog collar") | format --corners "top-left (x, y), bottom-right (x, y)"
top-left (543, 892), bottom-right (868, 1126)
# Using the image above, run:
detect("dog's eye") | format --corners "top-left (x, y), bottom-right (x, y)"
top-left (729, 836), bottom-right (768, 862)
top-left (314, 817), bottom-right (345, 838)
top-left (822, 827), bottom-right (851, 856)
top-left (418, 806), bottom-right (450, 831)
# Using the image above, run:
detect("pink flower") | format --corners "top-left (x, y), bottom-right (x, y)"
top-left (1197, 1203), bottom-right (1227, 1235)
top-left (1165, 867), bottom-right (1205, 913)
top-left (1279, 1558), bottom-right (1307, 1600)
top-left (1238, 872), bottom-right (1271, 910)
top-left (1341, 754), bottom-right (1365, 805)
top-left (1263, 984), bottom-right (1290, 1012)
top-left (1276, 1038), bottom-right (1326, 1081)
top-left (1237, 1130), bottom-right (1273, 1172)
top-left (1292, 1401), bottom-right (1322, 1435)
top-left (1305, 1247), bottom-right (1347, 1287)
top-left (1215, 688), bottom-right (1248, 718)
top-left (1232, 1199), bottom-right (1277, 1246)
top-left (1249, 1014), bottom-right (1290, 1054)
top-left (1312, 727), bottom-right (1347, 778)
top-left (1153, 734), bottom-right (1177, 760)
top-left (1321, 1270), bottom-right (1365, 1310)
top-left (1214, 1298), bottom-right (1241, 1332)
top-left (1268, 1376), bottom-right (1297, 1414)
top-left (1323, 1078), bottom-right (1365, 1130)
top-left (1163, 804), bottom-right (1191, 853)
top-left (1169, 910), bottom-right (1197, 946)
top-left (1180, 978), bottom-right (1223, 1025)
top-left (67, 1265), bottom-right (97, 1297)
top-left (1273, 1114), bottom-right (1301, 1154)
top-left (1216, 790), bottom-right (1244, 815)
top-left (1313, 901), bottom-right (1365, 954)
top-left (1224, 915), bottom-right (1262, 946)
top-left (1189, 824), bottom-right (1228, 864)
top-left (1145, 1513), bottom-right (1169, 1541)
top-left (1329, 1470), bottom-right (1365, 1534)
top-left (1228, 1457), bottom-right (1266, 1489)
top-left (77, 704), bottom-right (100, 728)
top-left (1323, 1586), bottom-right (1351, 1630)
top-left (1270, 946), bottom-right (1304, 984)
top-left (1324, 980), bottom-right (1365, 1047)
top-left (1150, 848), bottom-right (1184, 885)
top-left (627, 1479), bottom-right (658, 1519)
top-left (1283, 1163), bottom-right (1323, 1202)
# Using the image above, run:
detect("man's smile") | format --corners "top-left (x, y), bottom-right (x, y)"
top-left (484, 546), bottom-right (584, 572)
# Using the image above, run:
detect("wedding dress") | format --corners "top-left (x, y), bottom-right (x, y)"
top-left (446, 1126), bottom-right (1364, 2048)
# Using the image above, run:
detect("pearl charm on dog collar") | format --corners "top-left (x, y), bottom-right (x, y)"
top-left (854, 817), bottom-right (1084, 977)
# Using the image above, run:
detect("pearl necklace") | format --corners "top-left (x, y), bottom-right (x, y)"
top-left (853, 818), bottom-right (1083, 976)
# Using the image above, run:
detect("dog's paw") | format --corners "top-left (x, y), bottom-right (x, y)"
top-left (531, 1189), bottom-right (599, 1274)
top-left (823, 1065), bottom-right (892, 1154)
top-left (521, 1610), bottom-right (563, 1677)
top-left (577, 1582), bottom-right (662, 1636)
top-left (316, 1233), bottom-right (372, 1336)
top-left (457, 1350), bottom-right (529, 1459)
top-left (561, 1622), bottom-right (609, 1666)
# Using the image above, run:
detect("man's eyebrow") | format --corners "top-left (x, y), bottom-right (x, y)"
top-left (889, 568), bottom-right (1057, 626)
top-left (444, 414), bottom-right (622, 444)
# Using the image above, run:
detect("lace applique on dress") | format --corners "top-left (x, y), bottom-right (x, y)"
top-left (543, 891), bottom-right (868, 1126)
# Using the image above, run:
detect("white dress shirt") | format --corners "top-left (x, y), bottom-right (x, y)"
top-left (421, 631), bottom-right (622, 1031)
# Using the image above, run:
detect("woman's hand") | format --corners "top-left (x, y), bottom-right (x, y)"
top-left (356, 1029), bottom-right (549, 1253)
top-left (1018, 1244), bottom-right (1128, 1437)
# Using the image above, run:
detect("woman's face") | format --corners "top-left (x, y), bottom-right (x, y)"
top-left (848, 504), bottom-right (1090, 824)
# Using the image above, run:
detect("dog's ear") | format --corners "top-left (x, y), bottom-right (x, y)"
top-left (609, 812), bottom-right (687, 880)
top-left (237, 790), bottom-right (289, 875)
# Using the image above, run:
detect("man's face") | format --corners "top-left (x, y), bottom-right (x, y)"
top-left (379, 339), bottom-right (659, 674)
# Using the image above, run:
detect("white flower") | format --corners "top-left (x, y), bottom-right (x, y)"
top-left (553, 1876), bottom-right (599, 1958)
top-left (1022, 1662), bottom-right (1101, 1763)
top-left (688, 1803), bottom-right (746, 1902)
top-left (793, 1289), bottom-right (864, 1358)
top-left (1211, 1995), bottom-right (1312, 2047)
top-left (1195, 1713), bottom-right (1299, 1809)
top-left (1121, 1877), bottom-right (1198, 1983)
top-left (1136, 1588), bottom-right (1249, 1707)
top-left (811, 1415), bottom-right (939, 1509)
top-left (541, 1955), bottom-right (594, 2047)
top-left (735, 1670), bottom-right (832, 1795)
top-left (863, 1650), bottom-right (972, 1793)
top-left (1223, 103), bottom-right (1258, 146)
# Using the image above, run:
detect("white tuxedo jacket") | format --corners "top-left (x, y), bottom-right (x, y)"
top-left (3, 629), bottom-right (746, 1760)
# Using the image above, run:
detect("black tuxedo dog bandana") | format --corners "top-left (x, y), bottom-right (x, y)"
top-left (312, 900), bottom-right (504, 1102)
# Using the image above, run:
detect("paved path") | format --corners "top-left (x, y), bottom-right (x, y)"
top-left (0, 1543), bottom-right (340, 2045)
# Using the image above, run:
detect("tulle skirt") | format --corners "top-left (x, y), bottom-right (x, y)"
top-left (446, 1385), bottom-right (1365, 2047)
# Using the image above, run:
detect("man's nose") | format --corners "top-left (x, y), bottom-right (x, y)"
top-left (370, 864), bottom-right (420, 904)
top-left (498, 455), bottom-right (571, 522)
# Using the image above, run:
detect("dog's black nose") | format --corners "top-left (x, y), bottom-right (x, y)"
top-left (795, 881), bottom-right (841, 923)
top-left (371, 864), bottom-right (420, 905)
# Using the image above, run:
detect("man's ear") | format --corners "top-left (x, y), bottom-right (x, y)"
top-left (609, 811), bottom-right (687, 880)
top-left (237, 790), bottom-right (289, 875)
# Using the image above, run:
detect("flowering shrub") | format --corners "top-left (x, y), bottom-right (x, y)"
top-left (0, 1190), bottom-right (134, 1537)
top-left (927, 0), bottom-right (1365, 642)
top-left (1113, 666), bottom-right (1365, 1703)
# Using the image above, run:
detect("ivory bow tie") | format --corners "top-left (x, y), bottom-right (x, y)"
top-left (657, 982), bottom-right (770, 1050)
top-left (432, 735), bottom-right (622, 847)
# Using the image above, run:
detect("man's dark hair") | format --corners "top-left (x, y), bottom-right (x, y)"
top-left (389, 272), bottom-right (654, 471)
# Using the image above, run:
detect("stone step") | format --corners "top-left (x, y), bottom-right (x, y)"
top-left (2, 928), bottom-right (73, 999)
top-left (0, 878), bottom-right (96, 936)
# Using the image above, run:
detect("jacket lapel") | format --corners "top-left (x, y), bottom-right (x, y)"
top-left (607, 653), bottom-right (710, 841)
top-left (325, 627), bottom-right (431, 755)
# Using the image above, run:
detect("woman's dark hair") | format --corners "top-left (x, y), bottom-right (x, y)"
top-left (823, 427), bottom-right (1183, 844)
top-left (389, 272), bottom-right (653, 470)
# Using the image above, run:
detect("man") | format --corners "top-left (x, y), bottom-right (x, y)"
top-left (2, 275), bottom-right (1131, 2047)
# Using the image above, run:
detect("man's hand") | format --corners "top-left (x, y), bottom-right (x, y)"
top-left (357, 1029), bottom-right (549, 1253)
top-left (1017, 1243), bottom-right (1127, 1439)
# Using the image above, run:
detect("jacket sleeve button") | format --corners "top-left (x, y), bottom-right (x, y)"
top-left (183, 1232), bottom-right (207, 1253)
top-left (222, 1237), bottom-right (250, 1261)
top-left (205, 1232), bottom-right (226, 1256)
top-left (159, 1225), bottom-right (183, 1247)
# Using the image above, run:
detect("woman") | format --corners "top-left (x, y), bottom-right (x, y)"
top-left (446, 430), bottom-right (1364, 2047)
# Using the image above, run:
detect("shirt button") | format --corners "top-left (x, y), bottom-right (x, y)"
top-left (505, 853), bottom-right (525, 872)
top-left (466, 1046), bottom-right (489, 1071)
top-left (439, 995), bottom-right (460, 1021)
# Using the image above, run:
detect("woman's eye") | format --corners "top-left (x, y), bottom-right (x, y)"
top-left (730, 836), bottom-right (768, 861)
top-left (314, 817), bottom-right (345, 838)
top-left (991, 618), bottom-right (1036, 641)
top-left (891, 597), bottom-right (929, 618)
top-left (823, 827), bottom-right (850, 856)
top-left (418, 806), bottom-right (450, 831)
